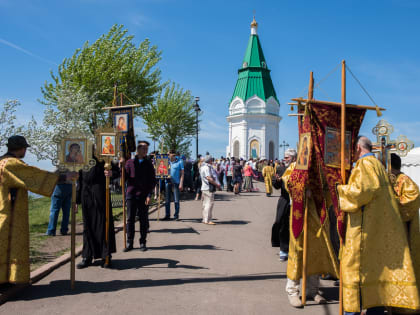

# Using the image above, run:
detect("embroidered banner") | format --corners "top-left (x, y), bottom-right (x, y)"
top-left (288, 104), bottom-right (366, 239)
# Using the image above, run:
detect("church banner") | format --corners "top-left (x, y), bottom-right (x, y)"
top-left (288, 104), bottom-right (366, 239)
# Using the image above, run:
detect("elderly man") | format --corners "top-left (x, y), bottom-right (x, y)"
top-left (337, 137), bottom-right (420, 314)
top-left (200, 154), bottom-right (220, 225)
top-left (0, 136), bottom-right (76, 284)
top-left (272, 149), bottom-right (297, 261)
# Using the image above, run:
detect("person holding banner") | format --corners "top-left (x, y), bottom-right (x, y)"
top-left (0, 136), bottom-right (77, 285)
top-left (76, 153), bottom-right (116, 269)
top-left (337, 137), bottom-right (420, 314)
top-left (123, 141), bottom-right (156, 252)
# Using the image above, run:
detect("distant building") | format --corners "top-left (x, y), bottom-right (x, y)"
top-left (226, 17), bottom-right (281, 160)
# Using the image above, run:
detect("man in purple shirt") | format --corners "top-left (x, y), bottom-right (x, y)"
top-left (123, 141), bottom-right (156, 252)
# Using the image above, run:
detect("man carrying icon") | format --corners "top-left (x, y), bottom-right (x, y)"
top-left (0, 135), bottom-right (77, 285)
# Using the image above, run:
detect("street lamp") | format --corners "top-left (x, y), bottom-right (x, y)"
top-left (279, 140), bottom-right (290, 157)
top-left (193, 96), bottom-right (201, 159)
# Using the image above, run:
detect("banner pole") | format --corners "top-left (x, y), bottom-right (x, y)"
top-left (70, 178), bottom-right (77, 290)
top-left (105, 161), bottom-right (111, 266)
top-left (301, 71), bottom-right (314, 306)
top-left (122, 157), bottom-right (126, 249)
top-left (339, 60), bottom-right (346, 315)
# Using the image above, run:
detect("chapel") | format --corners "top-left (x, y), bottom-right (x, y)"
top-left (226, 17), bottom-right (281, 160)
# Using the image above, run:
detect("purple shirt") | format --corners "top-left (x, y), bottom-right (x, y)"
top-left (125, 157), bottom-right (156, 198)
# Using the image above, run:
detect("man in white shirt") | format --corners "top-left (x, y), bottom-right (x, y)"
top-left (200, 154), bottom-right (220, 225)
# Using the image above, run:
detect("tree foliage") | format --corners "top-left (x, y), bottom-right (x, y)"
top-left (41, 24), bottom-right (162, 131)
top-left (142, 82), bottom-right (199, 155)
top-left (26, 83), bottom-right (100, 161)
top-left (0, 100), bottom-right (25, 148)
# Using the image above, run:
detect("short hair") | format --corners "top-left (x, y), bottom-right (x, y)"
top-left (169, 149), bottom-right (176, 154)
top-left (137, 140), bottom-right (150, 147)
top-left (285, 148), bottom-right (297, 158)
top-left (391, 153), bottom-right (401, 170)
top-left (357, 136), bottom-right (372, 152)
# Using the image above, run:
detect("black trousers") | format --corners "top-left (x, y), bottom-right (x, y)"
top-left (126, 195), bottom-right (149, 245)
top-left (226, 176), bottom-right (233, 191)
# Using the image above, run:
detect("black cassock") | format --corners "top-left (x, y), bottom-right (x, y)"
top-left (76, 160), bottom-right (116, 260)
top-left (271, 165), bottom-right (290, 253)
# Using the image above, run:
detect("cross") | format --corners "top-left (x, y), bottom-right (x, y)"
top-left (279, 140), bottom-right (290, 158)
top-left (371, 119), bottom-right (414, 171)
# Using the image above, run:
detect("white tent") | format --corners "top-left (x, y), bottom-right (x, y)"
top-left (401, 147), bottom-right (420, 186)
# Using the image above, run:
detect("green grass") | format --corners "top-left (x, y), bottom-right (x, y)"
top-left (28, 195), bottom-right (124, 271)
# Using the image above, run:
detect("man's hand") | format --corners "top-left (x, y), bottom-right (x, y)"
top-left (146, 196), bottom-right (151, 205)
top-left (179, 183), bottom-right (183, 191)
top-left (66, 172), bottom-right (79, 182)
top-left (74, 204), bottom-right (79, 214)
top-left (104, 170), bottom-right (112, 178)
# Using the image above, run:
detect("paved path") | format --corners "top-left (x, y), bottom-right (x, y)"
top-left (1, 182), bottom-right (339, 315)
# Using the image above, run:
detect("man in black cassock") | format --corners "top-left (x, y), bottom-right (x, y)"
top-left (272, 148), bottom-right (297, 261)
top-left (76, 155), bottom-right (117, 269)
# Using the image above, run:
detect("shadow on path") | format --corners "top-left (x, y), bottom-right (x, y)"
top-left (146, 244), bottom-right (232, 251)
top-left (110, 258), bottom-right (208, 271)
top-left (11, 272), bottom-right (286, 302)
top-left (149, 227), bottom-right (200, 235)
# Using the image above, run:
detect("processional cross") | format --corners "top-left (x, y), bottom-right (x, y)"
top-left (372, 119), bottom-right (414, 172)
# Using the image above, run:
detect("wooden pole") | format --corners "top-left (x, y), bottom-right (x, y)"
top-left (157, 180), bottom-right (161, 221)
top-left (339, 60), bottom-right (346, 315)
top-left (70, 178), bottom-right (77, 289)
top-left (121, 158), bottom-right (127, 249)
top-left (301, 71), bottom-right (314, 306)
top-left (290, 98), bottom-right (385, 112)
top-left (105, 162), bottom-right (111, 266)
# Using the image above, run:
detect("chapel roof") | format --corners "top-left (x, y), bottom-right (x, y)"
top-left (230, 18), bottom-right (278, 104)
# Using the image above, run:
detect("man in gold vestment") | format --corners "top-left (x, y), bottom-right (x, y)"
top-left (0, 136), bottom-right (75, 285)
top-left (337, 137), bottom-right (420, 314)
top-left (283, 161), bottom-right (339, 308)
top-left (390, 153), bottom-right (420, 315)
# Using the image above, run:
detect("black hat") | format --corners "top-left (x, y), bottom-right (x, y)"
top-left (7, 135), bottom-right (30, 150)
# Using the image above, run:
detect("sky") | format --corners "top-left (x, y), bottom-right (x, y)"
top-left (1, 0), bottom-right (420, 168)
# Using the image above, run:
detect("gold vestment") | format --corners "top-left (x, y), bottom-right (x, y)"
top-left (337, 155), bottom-right (420, 312)
top-left (262, 165), bottom-right (274, 194)
top-left (0, 157), bottom-right (58, 283)
top-left (283, 162), bottom-right (339, 281)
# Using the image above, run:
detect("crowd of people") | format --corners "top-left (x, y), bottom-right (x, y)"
top-left (2, 134), bottom-right (420, 314)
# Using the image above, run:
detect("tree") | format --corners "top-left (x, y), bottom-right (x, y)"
top-left (41, 24), bottom-right (162, 131)
top-left (0, 100), bottom-right (25, 148)
top-left (142, 82), bottom-right (199, 155)
top-left (25, 83), bottom-right (100, 161)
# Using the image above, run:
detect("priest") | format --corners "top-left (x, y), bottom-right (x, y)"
top-left (283, 159), bottom-right (338, 308)
top-left (0, 136), bottom-right (76, 285)
top-left (390, 153), bottom-right (420, 314)
top-left (337, 137), bottom-right (420, 314)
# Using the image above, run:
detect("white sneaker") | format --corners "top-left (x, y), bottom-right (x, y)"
top-left (288, 295), bottom-right (303, 308)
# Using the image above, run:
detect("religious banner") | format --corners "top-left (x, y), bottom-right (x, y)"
top-left (287, 104), bottom-right (366, 239)
top-left (309, 103), bottom-right (366, 239)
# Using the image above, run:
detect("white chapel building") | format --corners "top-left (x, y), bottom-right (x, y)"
top-left (226, 18), bottom-right (281, 160)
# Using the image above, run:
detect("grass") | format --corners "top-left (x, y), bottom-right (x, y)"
top-left (28, 194), bottom-right (124, 271)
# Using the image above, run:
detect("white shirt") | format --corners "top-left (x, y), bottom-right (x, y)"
top-left (200, 162), bottom-right (212, 191)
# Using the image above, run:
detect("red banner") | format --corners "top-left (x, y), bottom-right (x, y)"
top-left (288, 104), bottom-right (366, 239)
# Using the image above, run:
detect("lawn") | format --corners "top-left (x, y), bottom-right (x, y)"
top-left (28, 194), bottom-right (124, 271)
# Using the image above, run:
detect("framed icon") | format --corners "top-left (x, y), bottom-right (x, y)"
top-left (324, 127), bottom-right (351, 169)
top-left (112, 108), bottom-right (132, 134)
top-left (296, 132), bottom-right (311, 170)
top-left (155, 154), bottom-right (171, 179)
top-left (100, 134), bottom-right (117, 156)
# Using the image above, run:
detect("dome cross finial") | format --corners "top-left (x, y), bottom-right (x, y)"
top-left (250, 14), bottom-right (258, 35)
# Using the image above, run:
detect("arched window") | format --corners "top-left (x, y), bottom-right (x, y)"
top-left (233, 141), bottom-right (240, 158)
top-left (269, 141), bottom-right (274, 160)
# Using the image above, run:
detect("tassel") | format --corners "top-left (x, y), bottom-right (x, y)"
top-left (316, 226), bottom-right (322, 238)
top-left (375, 105), bottom-right (382, 117)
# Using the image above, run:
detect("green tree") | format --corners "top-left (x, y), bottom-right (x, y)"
top-left (142, 83), bottom-right (198, 155)
top-left (25, 83), bottom-right (100, 161)
top-left (41, 24), bottom-right (162, 131)
top-left (0, 100), bottom-right (25, 148)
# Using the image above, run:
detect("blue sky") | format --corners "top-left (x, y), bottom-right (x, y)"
top-left (1, 0), bottom-right (420, 168)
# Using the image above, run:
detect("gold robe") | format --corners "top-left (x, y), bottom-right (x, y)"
top-left (262, 165), bottom-right (274, 194)
top-left (337, 155), bottom-right (420, 312)
top-left (0, 157), bottom-right (58, 284)
top-left (283, 162), bottom-right (339, 281)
